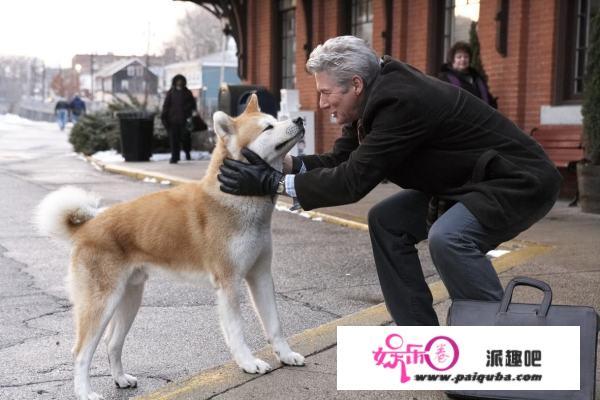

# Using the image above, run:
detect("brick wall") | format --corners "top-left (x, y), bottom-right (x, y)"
top-left (242, 0), bottom-right (569, 152)
top-left (478, 0), bottom-right (568, 134)
top-left (371, 0), bottom-right (386, 55)
top-left (523, 1), bottom-right (559, 132)
top-left (404, 1), bottom-right (431, 71)
top-left (245, 0), bottom-right (276, 90)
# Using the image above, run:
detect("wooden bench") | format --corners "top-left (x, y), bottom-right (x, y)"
top-left (530, 125), bottom-right (584, 205)
top-left (530, 125), bottom-right (584, 168)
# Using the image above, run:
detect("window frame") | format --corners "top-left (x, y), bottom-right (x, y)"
top-left (278, 0), bottom-right (297, 90)
top-left (555, 0), bottom-right (598, 104)
top-left (427, 0), bottom-right (481, 74)
top-left (350, 0), bottom-right (374, 45)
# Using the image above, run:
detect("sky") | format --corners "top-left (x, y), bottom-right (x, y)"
top-left (0, 0), bottom-right (202, 68)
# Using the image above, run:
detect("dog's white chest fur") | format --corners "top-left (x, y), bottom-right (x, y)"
top-left (228, 199), bottom-right (274, 271)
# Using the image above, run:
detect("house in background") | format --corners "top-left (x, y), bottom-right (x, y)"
top-left (179, 0), bottom-right (598, 197)
top-left (163, 46), bottom-right (240, 120)
top-left (72, 49), bottom-right (177, 99)
top-left (94, 58), bottom-right (158, 106)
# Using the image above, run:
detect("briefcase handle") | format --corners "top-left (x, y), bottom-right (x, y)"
top-left (498, 277), bottom-right (552, 317)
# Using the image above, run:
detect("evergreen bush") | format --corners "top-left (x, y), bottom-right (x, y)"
top-left (469, 21), bottom-right (488, 82)
top-left (582, 10), bottom-right (600, 165)
top-left (69, 112), bottom-right (120, 155)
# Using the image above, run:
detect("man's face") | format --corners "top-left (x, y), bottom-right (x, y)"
top-left (314, 71), bottom-right (362, 126)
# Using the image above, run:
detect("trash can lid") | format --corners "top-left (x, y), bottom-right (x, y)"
top-left (116, 111), bottom-right (156, 119)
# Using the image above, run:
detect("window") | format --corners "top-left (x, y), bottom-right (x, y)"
top-left (351, 0), bottom-right (373, 45)
top-left (280, 0), bottom-right (296, 89)
top-left (121, 79), bottom-right (128, 91)
top-left (556, 0), bottom-right (599, 103)
top-left (429, 0), bottom-right (480, 73)
top-left (127, 66), bottom-right (135, 77)
top-left (443, 0), bottom-right (480, 62)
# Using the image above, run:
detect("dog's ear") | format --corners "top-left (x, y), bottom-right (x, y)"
top-left (213, 111), bottom-right (234, 139)
top-left (243, 93), bottom-right (260, 114)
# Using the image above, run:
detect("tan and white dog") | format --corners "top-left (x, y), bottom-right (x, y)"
top-left (35, 95), bottom-right (305, 400)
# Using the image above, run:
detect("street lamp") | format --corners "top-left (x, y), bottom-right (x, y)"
top-left (74, 63), bottom-right (82, 97)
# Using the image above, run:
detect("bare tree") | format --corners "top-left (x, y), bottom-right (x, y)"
top-left (165, 7), bottom-right (223, 61)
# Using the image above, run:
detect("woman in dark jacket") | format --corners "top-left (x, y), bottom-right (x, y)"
top-left (161, 74), bottom-right (197, 163)
top-left (438, 41), bottom-right (497, 109)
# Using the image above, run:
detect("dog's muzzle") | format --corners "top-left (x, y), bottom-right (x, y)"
top-left (285, 117), bottom-right (305, 137)
top-left (276, 118), bottom-right (305, 151)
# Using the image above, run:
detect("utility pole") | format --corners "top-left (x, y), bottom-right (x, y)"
top-left (144, 22), bottom-right (151, 109)
top-left (41, 62), bottom-right (46, 100)
top-left (220, 22), bottom-right (232, 85)
top-left (90, 54), bottom-right (94, 100)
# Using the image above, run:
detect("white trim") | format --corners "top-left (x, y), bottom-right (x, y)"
top-left (540, 105), bottom-right (583, 125)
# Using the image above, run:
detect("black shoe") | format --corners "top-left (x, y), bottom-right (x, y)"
top-left (169, 159), bottom-right (178, 164)
top-left (185, 152), bottom-right (191, 161)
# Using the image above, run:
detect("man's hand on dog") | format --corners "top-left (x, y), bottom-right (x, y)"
top-left (218, 148), bottom-right (284, 196)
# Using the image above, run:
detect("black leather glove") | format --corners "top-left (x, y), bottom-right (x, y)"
top-left (218, 148), bottom-right (284, 196)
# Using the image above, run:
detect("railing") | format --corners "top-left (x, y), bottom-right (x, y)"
top-left (14, 98), bottom-right (108, 122)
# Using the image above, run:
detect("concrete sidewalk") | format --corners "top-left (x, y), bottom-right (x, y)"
top-left (89, 156), bottom-right (600, 400)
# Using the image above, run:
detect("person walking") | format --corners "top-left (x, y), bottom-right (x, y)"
top-left (217, 36), bottom-right (561, 326)
top-left (160, 74), bottom-right (197, 164)
top-left (54, 99), bottom-right (70, 131)
top-left (69, 94), bottom-right (86, 124)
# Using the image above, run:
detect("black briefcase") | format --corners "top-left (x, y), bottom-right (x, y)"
top-left (446, 276), bottom-right (599, 400)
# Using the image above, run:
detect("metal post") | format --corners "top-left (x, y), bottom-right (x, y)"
top-left (90, 54), bottom-right (94, 100)
top-left (41, 62), bottom-right (46, 100)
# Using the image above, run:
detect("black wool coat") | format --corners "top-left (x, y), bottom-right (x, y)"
top-left (295, 57), bottom-right (561, 232)
top-left (161, 87), bottom-right (196, 127)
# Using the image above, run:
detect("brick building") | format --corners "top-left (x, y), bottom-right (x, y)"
top-left (188, 0), bottom-right (597, 192)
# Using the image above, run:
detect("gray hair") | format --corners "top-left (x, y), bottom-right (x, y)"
top-left (306, 35), bottom-right (380, 90)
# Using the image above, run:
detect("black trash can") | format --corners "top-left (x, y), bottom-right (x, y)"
top-left (117, 111), bottom-right (155, 162)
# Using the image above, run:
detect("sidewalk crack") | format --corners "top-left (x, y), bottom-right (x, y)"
top-left (276, 292), bottom-right (341, 319)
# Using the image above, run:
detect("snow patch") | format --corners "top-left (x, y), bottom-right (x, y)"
top-left (91, 149), bottom-right (212, 164)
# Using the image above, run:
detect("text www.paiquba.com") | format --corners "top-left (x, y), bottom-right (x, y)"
top-left (414, 372), bottom-right (543, 384)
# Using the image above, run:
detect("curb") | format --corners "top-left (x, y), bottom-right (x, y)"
top-left (85, 156), bottom-right (195, 186)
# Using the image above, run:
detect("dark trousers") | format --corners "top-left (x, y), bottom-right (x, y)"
top-left (368, 190), bottom-right (529, 326)
top-left (168, 123), bottom-right (191, 162)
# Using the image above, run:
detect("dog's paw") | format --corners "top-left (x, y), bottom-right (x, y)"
top-left (114, 373), bottom-right (138, 389)
top-left (278, 351), bottom-right (305, 366)
top-left (240, 358), bottom-right (271, 374)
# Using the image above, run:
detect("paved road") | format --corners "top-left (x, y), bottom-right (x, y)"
top-left (0, 116), bottom-right (437, 400)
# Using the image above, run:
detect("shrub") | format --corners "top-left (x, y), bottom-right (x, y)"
top-left (69, 112), bottom-right (120, 155)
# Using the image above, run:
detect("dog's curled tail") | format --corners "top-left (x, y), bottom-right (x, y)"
top-left (34, 186), bottom-right (101, 241)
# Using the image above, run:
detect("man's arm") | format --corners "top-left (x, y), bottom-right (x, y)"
top-left (294, 101), bottom-right (430, 211)
top-left (296, 122), bottom-right (359, 170)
